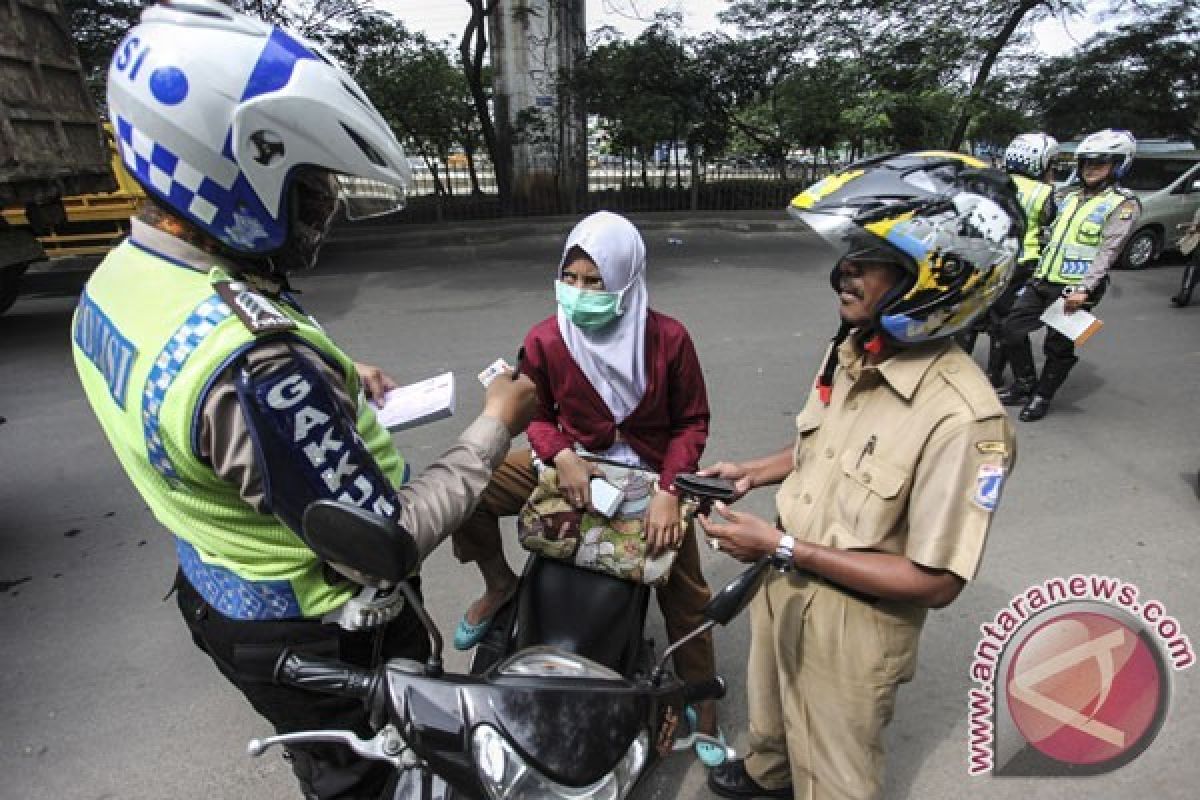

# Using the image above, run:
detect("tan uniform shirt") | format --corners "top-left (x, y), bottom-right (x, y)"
top-left (777, 338), bottom-right (1016, 584)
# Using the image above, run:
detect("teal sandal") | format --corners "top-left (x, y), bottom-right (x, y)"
top-left (685, 704), bottom-right (729, 768)
top-left (452, 613), bottom-right (494, 651)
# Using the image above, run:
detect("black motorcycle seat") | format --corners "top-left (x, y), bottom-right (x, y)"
top-left (515, 557), bottom-right (649, 675)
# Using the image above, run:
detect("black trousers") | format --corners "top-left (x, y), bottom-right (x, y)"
top-left (176, 573), bottom-right (430, 800)
top-left (1001, 277), bottom-right (1107, 397)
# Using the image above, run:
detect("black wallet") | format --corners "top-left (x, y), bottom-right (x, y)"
top-left (672, 473), bottom-right (738, 503)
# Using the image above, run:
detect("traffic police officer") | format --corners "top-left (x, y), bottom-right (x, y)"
top-left (698, 153), bottom-right (1021, 800)
top-left (973, 133), bottom-right (1060, 386)
top-left (72, 3), bottom-right (536, 798)
top-left (998, 129), bottom-right (1140, 421)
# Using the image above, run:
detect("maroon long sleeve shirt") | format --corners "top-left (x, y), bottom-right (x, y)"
top-left (522, 311), bottom-right (710, 493)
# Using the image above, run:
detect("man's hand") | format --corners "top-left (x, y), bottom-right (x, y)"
top-left (1064, 290), bottom-right (1089, 313)
top-left (354, 361), bottom-right (398, 407)
top-left (482, 372), bottom-right (538, 436)
top-left (698, 502), bottom-right (781, 563)
top-left (644, 490), bottom-right (682, 557)
top-left (696, 461), bottom-right (754, 503)
top-left (553, 449), bottom-right (600, 510)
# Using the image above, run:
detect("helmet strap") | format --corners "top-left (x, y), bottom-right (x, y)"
top-left (816, 321), bottom-right (852, 405)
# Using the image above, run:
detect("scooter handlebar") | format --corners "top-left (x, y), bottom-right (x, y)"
top-left (274, 650), bottom-right (379, 702)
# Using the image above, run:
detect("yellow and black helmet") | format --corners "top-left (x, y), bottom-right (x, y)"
top-left (789, 151), bottom-right (1024, 346)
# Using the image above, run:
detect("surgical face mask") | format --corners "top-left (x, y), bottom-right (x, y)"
top-left (555, 279), bottom-right (624, 330)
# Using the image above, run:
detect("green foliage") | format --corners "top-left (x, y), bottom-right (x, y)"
top-left (1026, 0), bottom-right (1200, 141)
top-left (326, 13), bottom-right (482, 194)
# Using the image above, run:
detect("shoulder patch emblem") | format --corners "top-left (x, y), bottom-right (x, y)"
top-left (973, 464), bottom-right (1006, 512)
top-left (215, 281), bottom-right (296, 335)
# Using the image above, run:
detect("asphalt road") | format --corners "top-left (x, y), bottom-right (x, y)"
top-left (1, 224), bottom-right (1198, 800)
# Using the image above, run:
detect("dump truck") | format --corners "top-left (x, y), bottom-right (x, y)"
top-left (1, 0), bottom-right (121, 315)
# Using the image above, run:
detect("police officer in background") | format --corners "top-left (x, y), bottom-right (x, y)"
top-left (72, 3), bottom-right (536, 798)
top-left (998, 129), bottom-right (1140, 421)
top-left (699, 153), bottom-right (1020, 800)
top-left (972, 133), bottom-right (1059, 386)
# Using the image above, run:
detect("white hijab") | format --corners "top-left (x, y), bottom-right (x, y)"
top-left (556, 211), bottom-right (649, 423)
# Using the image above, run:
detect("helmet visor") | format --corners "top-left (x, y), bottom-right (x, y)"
top-left (335, 175), bottom-right (407, 221)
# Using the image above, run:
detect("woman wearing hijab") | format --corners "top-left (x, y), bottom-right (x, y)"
top-left (449, 211), bottom-right (722, 758)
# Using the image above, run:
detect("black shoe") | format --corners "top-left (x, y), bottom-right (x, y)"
top-left (708, 759), bottom-right (792, 799)
top-left (997, 383), bottom-right (1033, 406)
top-left (1020, 395), bottom-right (1051, 422)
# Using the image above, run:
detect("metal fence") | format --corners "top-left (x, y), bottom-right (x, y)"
top-left (379, 159), bottom-right (840, 224)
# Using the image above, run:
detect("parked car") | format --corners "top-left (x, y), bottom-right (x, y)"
top-left (1055, 150), bottom-right (1200, 269)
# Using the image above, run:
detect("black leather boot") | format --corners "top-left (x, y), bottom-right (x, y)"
top-left (985, 339), bottom-right (1008, 388)
top-left (1020, 395), bottom-right (1051, 421)
top-left (998, 336), bottom-right (1037, 405)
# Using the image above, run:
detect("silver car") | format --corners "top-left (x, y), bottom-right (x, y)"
top-left (1056, 150), bottom-right (1200, 269)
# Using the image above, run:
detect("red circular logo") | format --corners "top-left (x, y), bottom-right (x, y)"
top-left (1005, 611), bottom-right (1165, 766)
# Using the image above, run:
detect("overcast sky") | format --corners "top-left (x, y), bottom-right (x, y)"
top-left (376, 0), bottom-right (1107, 56)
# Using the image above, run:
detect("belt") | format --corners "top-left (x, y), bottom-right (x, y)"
top-left (175, 538), bottom-right (304, 620)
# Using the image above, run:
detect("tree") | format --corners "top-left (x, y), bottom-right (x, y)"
top-left (230, 0), bottom-right (371, 39)
top-left (1026, 0), bottom-right (1200, 141)
top-left (460, 1), bottom-right (510, 207)
top-left (327, 14), bottom-right (480, 199)
top-left (63, 0), bottom-right (144, 106)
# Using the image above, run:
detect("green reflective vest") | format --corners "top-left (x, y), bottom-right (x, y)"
top-left (72, 241), bottom-right (405, 618)
top-left (1035, 187), bottom-right (1127, 285)
top-left (1011, 173), bottom-right (1053, 265)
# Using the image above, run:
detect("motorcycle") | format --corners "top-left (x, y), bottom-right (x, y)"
top-left (248, 479), bottom-right (767, 800)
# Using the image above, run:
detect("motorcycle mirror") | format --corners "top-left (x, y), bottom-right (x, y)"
top-left (703, 558), bottom-right (771, 626)
top-left (301, 500), bottom-right (418, 585)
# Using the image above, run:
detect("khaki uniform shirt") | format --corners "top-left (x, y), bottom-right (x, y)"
top-left (777, 337), bottom-right (1016, 585)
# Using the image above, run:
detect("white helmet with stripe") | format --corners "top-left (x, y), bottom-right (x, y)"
top-left (1004, 133), bottom-right (1060, 179)
top-left (106, 0), bottom-right (410, 259)
top-left (1075, 129), bottom-right (1137, 180)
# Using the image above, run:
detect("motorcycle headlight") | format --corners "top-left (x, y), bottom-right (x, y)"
top-left (472, 724), bottom-right (648, 800)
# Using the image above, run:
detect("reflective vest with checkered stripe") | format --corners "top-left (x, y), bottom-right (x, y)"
top-left (1035, 187), bottom-right (1126, 285)
top-left (71, 242), bottom-right (406, 618)
top-left (1011, 174), bottom-right (1053, 265)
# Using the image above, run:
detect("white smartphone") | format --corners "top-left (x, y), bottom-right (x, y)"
top-left (589, 477), bottom-right (624, 517)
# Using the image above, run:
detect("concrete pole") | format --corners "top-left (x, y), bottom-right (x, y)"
top-left (489, 1), bottom-right (586, 212)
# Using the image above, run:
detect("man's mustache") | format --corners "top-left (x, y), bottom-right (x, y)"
top-left (839, 282), bottom-right (863, 299)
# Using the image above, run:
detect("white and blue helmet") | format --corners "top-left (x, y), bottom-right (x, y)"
top-left (106, 0), bottom-right (411, 256)
top-left (1076, 129), bottom-right (1137, 180)
top-left (1004, 133), bottom-right (1060, 179)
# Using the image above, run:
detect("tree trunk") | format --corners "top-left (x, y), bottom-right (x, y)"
top-left (948, 0), bottom-right (1042, 151)
top-left (461, 1), bottom-right (511, 211)
top-left (463, 142), bottom-right (483, 195)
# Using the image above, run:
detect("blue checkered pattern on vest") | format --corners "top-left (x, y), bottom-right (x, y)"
top-left (175, 538), bottom-right (303, 620)
top-left (142, 294), bottom-right (232, 484)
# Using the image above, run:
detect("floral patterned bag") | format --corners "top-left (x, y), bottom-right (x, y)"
top-left (516, 459), bottom-right (699, 586)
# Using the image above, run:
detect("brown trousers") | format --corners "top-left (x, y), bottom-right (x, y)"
top-left (744, 570), bottom-right (925, 800)
top-left (451, 449), bottom-right (716, 685)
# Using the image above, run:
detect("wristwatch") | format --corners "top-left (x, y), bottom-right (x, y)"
top-left (773, 533), bottom-right (795, 572)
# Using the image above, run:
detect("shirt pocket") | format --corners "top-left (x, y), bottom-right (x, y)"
top-left (793, 406), bottom-right (823, 470)
top-left (836, 449), bottom-right (908, 546)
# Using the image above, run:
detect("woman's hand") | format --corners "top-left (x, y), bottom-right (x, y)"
top-left (644, 490), bottom-right (682, 557)
top-left (554, 450), bottom-right (596, 510)
top-left (354, 361), bottom-right (398, 407)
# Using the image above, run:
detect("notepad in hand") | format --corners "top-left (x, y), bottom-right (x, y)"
top-left (374, 372), bottom-right (456, 432)
top-left (1040, 298), bottom-right (1103, 345)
